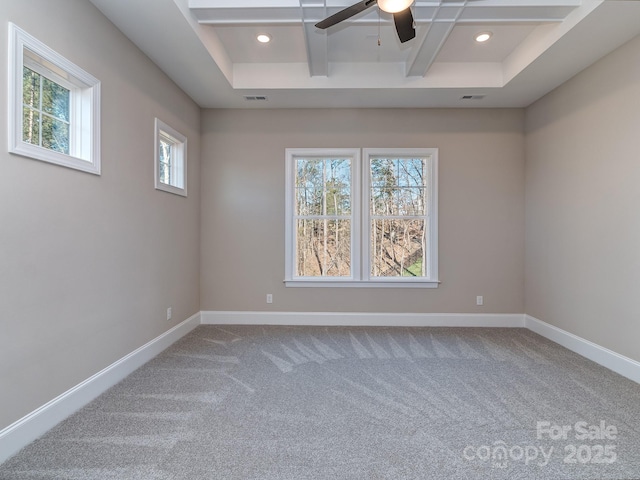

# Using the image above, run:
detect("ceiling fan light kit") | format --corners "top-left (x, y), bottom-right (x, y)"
top-left (315, 0), bottom-right (415, 43)
top-left (377, 0), bottom-right (413, 14)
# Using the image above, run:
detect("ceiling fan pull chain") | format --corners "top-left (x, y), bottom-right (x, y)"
top-left (378, 7), bottom-right (382, 46)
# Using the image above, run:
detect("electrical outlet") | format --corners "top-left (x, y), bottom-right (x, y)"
top-left (266, 294), bottom-right (273, 304)
top-left (476, 296), bottom-right (484, 306)
top-left (167, 307), bottom-right (172, 320)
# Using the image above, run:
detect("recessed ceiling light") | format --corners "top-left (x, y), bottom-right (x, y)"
top-left (475, 32), bottom-right (492, 43)
top-left (257, 34), bottom-right (271, 44)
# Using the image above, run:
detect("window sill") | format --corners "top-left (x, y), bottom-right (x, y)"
top-left (284, 280), bottom-right (440, 288)
top-left (155, 183), bottom-right (187, 197)
top-left (10, 143), bottom-right (100, 175)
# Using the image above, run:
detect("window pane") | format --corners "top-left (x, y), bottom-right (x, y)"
top-left (371, 187), bottom-right (399, 216)
top-left (396, 158), bottom-right (427, 187)
top-left (371, 187), bottom-right (426, 216)
top-left (371, 219), bottom-right (426, 277)
top-left (22, 67), bottom-right (40, 108)
top-left (159, 139), bottom-right (172, 185)
top-left (371, 157), bottom-right (427, 188)
top-left (397, 187), bottom-right (427, 216)
top-left (159, 161), bottom-right (170, 185)
top-left (159, 140), bottom-right (172, 164)
top-left (22, 107), bottom-right (40, 146)
top-left (296, 158), bottom-right (351, 216)
top-left (296, 219), bottom-right (351, 277)
top-left (41, 116), bottom-right (70, 154)
top-left (370, 158), bottom-right (396, 188)
top-left (41, 76), bottom-right (70, 122)
top-left (296, 159), bottom-right (323, 215)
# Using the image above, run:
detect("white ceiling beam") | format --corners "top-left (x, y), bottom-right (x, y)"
top-left (188, 0), bottom-right (579, 24)
top-left (300, 0), bottom-right (328, 76)
top-left (405, 22), bottom-right (454, 77)
top-left (405, 1), bottom-right (467, 78)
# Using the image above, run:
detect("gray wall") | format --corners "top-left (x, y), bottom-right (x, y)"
top-left (200, 108), bottom-right (525, 314)
top-left (0, 0), bottom-right (201, 430)
top-left (4, 0), bottom-right (638, 439)
top-left (525, 34), bottom-right (640, 362)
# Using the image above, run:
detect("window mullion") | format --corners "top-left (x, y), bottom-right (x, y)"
top-left (359, 151), bottom-right (368, 282)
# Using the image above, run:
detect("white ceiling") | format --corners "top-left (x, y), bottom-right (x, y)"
top-left (88, 0), bottom-right (640, 109)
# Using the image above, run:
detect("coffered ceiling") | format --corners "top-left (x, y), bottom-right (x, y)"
top-left (89, 0), bottom-right (640, 108)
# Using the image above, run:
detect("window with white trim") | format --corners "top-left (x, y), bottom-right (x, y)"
top-left (8, 23), bottom-right (101, 174)
top-left (285, 148), bottom-right (438, 287)
top-left (154, 118), bottom-right (187, 197)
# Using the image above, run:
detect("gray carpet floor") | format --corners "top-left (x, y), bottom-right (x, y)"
top-left (1, 325), bottom-right (640, 479)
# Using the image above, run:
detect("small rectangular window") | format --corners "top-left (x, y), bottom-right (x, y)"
top-left (8, 23), bottom-right (101, 174)
top-left (154, 118), bottom-right (187, 197)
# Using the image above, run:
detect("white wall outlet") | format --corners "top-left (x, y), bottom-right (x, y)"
top-left (167, 307), bottom-right (172, 320)
top-left (476, 296), bottom-right (484, 306)
top-left (266, 294), bottom-right (273, 304)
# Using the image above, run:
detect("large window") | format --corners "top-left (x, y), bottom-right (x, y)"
top-left (8, 23), bottom-right (101, 174)
top-left (285, 148), bottom-right (438, 287)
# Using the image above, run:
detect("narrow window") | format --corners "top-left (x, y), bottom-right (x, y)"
top-left (154, 119), bottom-right (187, 196)
top-left (366, 152), bottom-right (435, 280)
top-left (294, 155), bottom-right (354, 277)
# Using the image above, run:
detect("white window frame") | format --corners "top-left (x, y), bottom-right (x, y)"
top-left (285, 148), bottom-right (439, 288)
top-left (8, 23), bottom-right (101, 175)
top-left (363, 148), bottom-right (439, 286)
top-left (154, 118), bottom-right (187, 197)
top-left (285, 148), bottom-right (361, 284)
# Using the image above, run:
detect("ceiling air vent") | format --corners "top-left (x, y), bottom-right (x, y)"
top-left (244, 95), bottom-right (268, 101)
top-left (460, 95), bottom-right (485, 100)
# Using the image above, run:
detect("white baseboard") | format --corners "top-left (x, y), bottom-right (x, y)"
top-left (201, 311), bottom-right (525, 328)
top-left (4, 310), bottom-right (638, 465)
top-left (525, 315), bottom-right (640, 384)
top-left (0, 312), bottom-right (200, 464)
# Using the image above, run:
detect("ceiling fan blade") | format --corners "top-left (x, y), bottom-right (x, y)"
top-left (393, 7), bottom-right (415, 43)
top-left (315, 0), bottom-right (377, 29)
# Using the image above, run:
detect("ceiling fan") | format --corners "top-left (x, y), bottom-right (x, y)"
top-left (316, 0), bottom-right (416, 43)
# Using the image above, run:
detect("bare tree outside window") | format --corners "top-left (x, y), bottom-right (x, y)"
top-left (158, 138), bottom-right (173, 185)
top-left (286, 148), bottom-right (437, 286)
top-left (154, 118), bottom-right (187, 196)
top-left (295, 157), bottom-right (352, 277)
top-left (22, 67), bottom-right (70, 155)
top-left (370, 157), bottom-right (428, 277)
